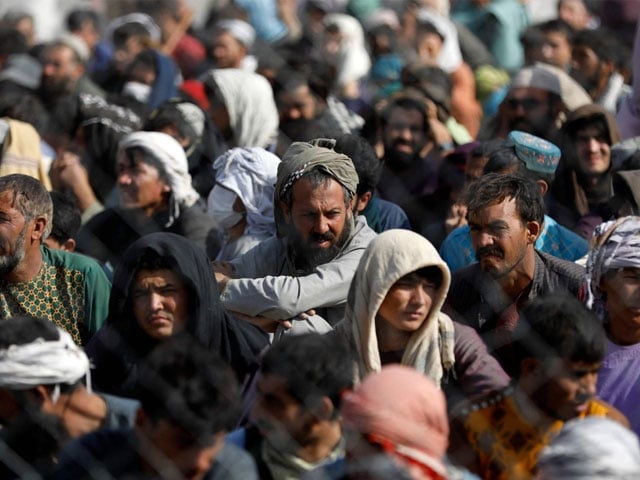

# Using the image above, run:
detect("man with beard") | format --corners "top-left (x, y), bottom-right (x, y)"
top-left (376, 90), bottom-right (452, 209)
top-left (0, 174), bottom-right (110, 345)
top-left (570, 28), bottom-right (630, 114)
top-left (214, 140), bottom-right (376, 338)
top-left (38, 35), bottom-right (105, 112)
top-left (481, 63), bottom-right (591, 142)
top-left (445, 174), bottom-right (585, 375)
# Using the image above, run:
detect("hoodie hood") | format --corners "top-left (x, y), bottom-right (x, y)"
top-left (339, 229), bottom-right (454, 385)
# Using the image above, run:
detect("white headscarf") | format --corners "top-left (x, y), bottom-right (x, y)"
top-left (209, 147), bottom-right (280, 237)
top-left (118, 131), bottom-right (201, 227)
top-left (416, 7), bottom-right (463, 74)
top-left (0, 327), bottom-right (91, 394)
top-left (585, 216), bottom-right (640, 319)
top-left (536, 417), bottom-right (640, 479)
top-left (323, 13), bottom-right (372, 87)
top-left (205, 69), bottom-right (279, 149)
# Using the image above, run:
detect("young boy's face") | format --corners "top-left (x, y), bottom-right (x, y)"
top-left (377, 271), bottom-right (438, 334)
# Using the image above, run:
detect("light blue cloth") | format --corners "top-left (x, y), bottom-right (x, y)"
top-left (440, 214), bottom-right (588, 272)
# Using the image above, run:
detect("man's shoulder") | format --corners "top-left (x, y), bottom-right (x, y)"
top-left (41, 246), bottom-right (109, 280)
top-left (535, 250), bottom-right (585, 289)
top-left (348, 216), bottom-right (377, 249)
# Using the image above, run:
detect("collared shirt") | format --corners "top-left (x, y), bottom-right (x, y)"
top-left (440, 215), bottom-right (588, 272)
top-left (445, 250), bottom-right (585, 375)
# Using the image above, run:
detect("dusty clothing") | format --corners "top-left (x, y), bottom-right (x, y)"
top-left (333, 229), bottom-right (509, 403)
top-left (451, 386), bottom-right (620, 480)
top-left (222, 216), bottom-right (376, 329)
top-left (446, 250), bottom-right (585, 375)
top-left (0, 246), bottom-right (110, 345)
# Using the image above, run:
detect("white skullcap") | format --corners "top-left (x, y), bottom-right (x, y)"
top-left (215, 19), bottom-right (256, 48)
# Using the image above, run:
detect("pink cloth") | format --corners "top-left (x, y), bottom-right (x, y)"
top-left (341, 365), bottom-right (449, 469)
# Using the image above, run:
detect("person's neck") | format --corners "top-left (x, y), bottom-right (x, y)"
top-left (295, 422), bottom-right (342, 464)
top-left (226, 217), bottom-right (247, 242)
top-left (496, 250), bottom-right (536, 301)
top-left (607, 318), bottom-right (640, 346)
top-left (376, 316), bottom-right (411, 352)
top-left (6, 248), bottom-right (43, 283)
top-left (512, 383), bottom-right (555, 430)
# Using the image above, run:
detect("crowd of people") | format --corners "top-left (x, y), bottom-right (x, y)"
top-left (1, 0), bottom-right (640, 478)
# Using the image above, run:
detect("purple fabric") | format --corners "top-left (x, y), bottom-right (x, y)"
top-left (597, 339), bottom-right (640, 436)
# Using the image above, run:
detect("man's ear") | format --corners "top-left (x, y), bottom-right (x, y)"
top-left (535, 179), bottom-right (548, 196)
top-left (280, 201), bottom-right (291, 222)
top-left (312, 396), bottom-right (335, 422)
top-left (31, 216), bottom-right (48, 242)
top-left (526, 220), bottom-right (541, 244)
top-left (61, 238), bottom-right (76, 252)
top-left (356, 192), bottom-right (371, 213)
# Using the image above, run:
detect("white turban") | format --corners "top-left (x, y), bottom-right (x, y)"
top-left (0, 327), bottom-right (91, 392)
top-left (119, 131), bottom-right (201, 227)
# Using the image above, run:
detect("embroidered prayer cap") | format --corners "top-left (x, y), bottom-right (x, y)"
top-left (507, 130), bottom-right (561, 175)
top-left (510, 63), bottom-right (591, 112)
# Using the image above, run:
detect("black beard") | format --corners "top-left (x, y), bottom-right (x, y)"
top-left (384, 143), bottom-right (419, 172)
top-left (288, 216), bottom-right (354, 272)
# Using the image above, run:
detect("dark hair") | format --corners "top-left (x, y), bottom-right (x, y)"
top-left (121, 146), bottom-right (170, 185)
top-left (112, 22), bottom-right (154, 49)
top-left (49, 191), bottom-right (81, 243)
top-left (520, 24), bottom-right (545, 50)
top-left (573, 28), bottom-right (620, 63)
top-left (0, 93), bottom-right (50, 135)
top-left (0, 174), bottom-right (53, 238)
top-left (0, 314), bottom-right (59, 348)
top-left (66, 9), bottom-right (100, 33)
top-left (334, 134), bottom-right (381, 196)
top-left (137, 334), bottom-right (241, 437)
top-left (128, 49), bottom-right (158, 76)
top-left (538, 19), bottom-right (575, 42)
top-left (282, 167), bottom-right (352, 210)
top-left (261, 334), bottom-right (354, 415)
top-left (464, 173), bottom-right (544, 225)
top-left (144, 99), bottom-right (201, 146)
top-left (415, 266), bottom-right (443, 289)
top-left (513, 294), bottom-right (606, 370)
top-left (564, 111), bottom-right (612, 145)
top-left (485, 144), bottom-right (556, 186)
top-left (0, 28), bottom-right (28, 57)
top-left (379, 93), bottom-right (429, 133)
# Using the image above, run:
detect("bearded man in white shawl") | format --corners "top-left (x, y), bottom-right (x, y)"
top-left (76, 131), bottom-right (217, 272)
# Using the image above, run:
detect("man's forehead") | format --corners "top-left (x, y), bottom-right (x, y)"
top-left (508, 87), bottom-right (549, 100)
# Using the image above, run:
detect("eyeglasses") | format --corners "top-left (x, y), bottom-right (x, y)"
top-left (505, 97), bottom-right (545, 110)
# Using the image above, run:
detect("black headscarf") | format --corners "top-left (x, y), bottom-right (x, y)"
top-left (87, 232), bottom-right (267, 396)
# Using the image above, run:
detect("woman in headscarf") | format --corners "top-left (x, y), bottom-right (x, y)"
top-left (86, 232), bottom-right (269, 398)
top-left (333, 229), bottom-right (509, 405)
top-left (203, 68), bottom-right (279, 151)
top-left (207, 147), bottom-right (279, 261)
top-left (584, 216), bottom-right (640, 435)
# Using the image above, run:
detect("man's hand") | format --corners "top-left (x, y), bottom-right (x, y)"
top-left (212, 261), bottom-right (234, 290)
top-left (50, 151), bottom-right (98, 212)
